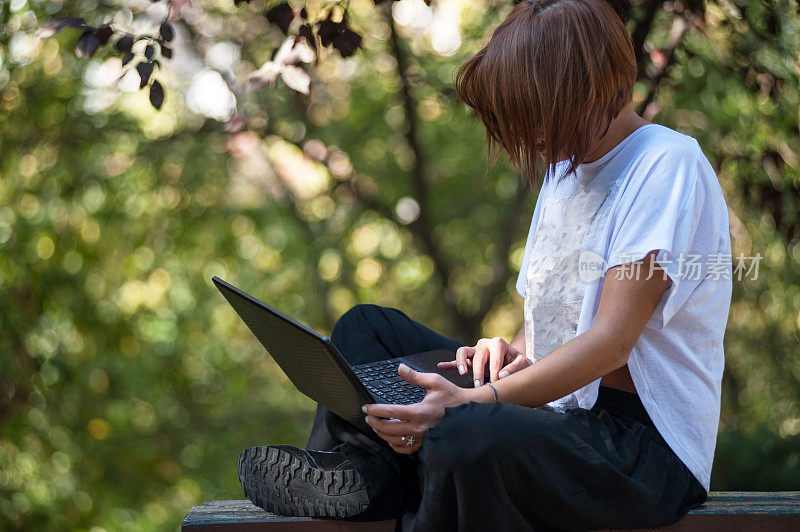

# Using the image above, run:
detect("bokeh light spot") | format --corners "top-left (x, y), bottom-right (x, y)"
top-left (36, 236), bottom-right (55, 260)
top-left (355, 258), bottom-right (383, 287)
top-left (87, 418), bottom-right (111, 440)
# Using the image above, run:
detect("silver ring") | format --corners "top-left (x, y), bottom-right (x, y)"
top-left (401, 434), bottom-right (416, 447)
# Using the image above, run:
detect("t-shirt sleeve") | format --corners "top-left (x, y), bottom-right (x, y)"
top-left (515, 180), bottom-right (549, 297)
top-left (604, 140), bottom-right (723, 328)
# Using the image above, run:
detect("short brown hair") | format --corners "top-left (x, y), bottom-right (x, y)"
top-left (455, 0), bottom-right (636, 186)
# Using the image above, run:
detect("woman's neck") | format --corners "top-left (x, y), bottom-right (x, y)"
top-left (583, 106), bottom-right (651, 164)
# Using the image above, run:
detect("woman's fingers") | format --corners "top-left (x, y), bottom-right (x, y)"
top-left (365, 414), bottom-right (418, 436)
top-left (372, 426), bottom-right (417, 451)
top-left (454, 346), bottom-right (474, 376)
top-left (471, 344), bottom-right (489, 387)
top-left (367, 420), bottom-right (424, 454)
top-left (390, 438), bottom-right (422, 454)
top-left (488, 337), bottom-right (508, 383)
top-left (368, 419), bottom-right (422, 440)
top-left (435, 340), bottom-right (521, 385)
top-left (363, 402), bottom-right (417, 420)
top-left (436, 355), bottom-right (474, 370)
top-left (499, 353), bottom-right (529, 379)
top-left (373, 427), bottom-right (404, 446)
top-left (397, 363), bottom-right (444, 390)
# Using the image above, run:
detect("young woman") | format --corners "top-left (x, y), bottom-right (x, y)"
top-left (237, 0), bottom-right (732, 530)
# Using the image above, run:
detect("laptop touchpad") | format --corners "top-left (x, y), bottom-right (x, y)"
top-left (400, 349), bottom-right (475, 389)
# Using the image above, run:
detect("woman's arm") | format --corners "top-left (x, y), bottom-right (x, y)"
top-left (509, 323), bottom-right (526, 355)
top-left (363, 250), bottom-right (669, 453)
top-left (467, 250), bottom-right (670, 405)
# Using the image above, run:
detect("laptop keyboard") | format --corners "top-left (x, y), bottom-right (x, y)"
top-left (352, 359), bottom-right (426, 404)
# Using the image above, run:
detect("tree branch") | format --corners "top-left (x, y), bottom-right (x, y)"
top-left (383, 7), bottom-right (474, 340)
top-left (630, 0), bottom-right (665, 80)
top-left (473, 178), bottom-right (529, 325)
top-left (636, 14), bottom-right (690, 118)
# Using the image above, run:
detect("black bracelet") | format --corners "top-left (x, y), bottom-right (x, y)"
top-left (486, 382), bottom-right (499, 403)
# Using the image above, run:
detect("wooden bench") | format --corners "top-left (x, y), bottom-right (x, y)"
top-left (182, 492), bottom-right (800, 531)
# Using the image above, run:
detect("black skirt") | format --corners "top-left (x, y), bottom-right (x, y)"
top-left (403, 385), bottom-right (708, 531)
top-left (306, 304), bottom-right (709, 531)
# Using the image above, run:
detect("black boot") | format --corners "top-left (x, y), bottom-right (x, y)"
top-left (238, 443), bottom-right (405, 520)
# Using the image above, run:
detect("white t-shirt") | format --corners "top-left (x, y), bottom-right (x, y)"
top-left (515, 123), bottom-right (731, 492)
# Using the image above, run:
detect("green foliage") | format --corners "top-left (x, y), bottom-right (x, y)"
top-left (0, 0), bottom-right (798, 530)
top-left (652, 0), bottom-right (800, 437)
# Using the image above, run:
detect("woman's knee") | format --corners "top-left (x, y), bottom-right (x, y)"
top-left (331, 304), bottom-right (380, 341)
top-left (334, 303), bottom-right (374, 325)
top-left (330, 304), bottom-right (406, 365)
top-left (332, 303), bottom-right (400, 332)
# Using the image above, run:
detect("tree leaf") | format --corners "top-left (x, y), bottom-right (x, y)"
top-left (75, 30), bottom-right (101, 58)
top-left (121, 52), bottom-right (134, 66)
top-left (247, 61), bottom-right (281, 91)
top-left (136, 61), bottom-right (154, 88)
top-left (280, 65), bottom-right (310, 94)
top-left (160, 22), bottom-right (174, 42)
top-left (317, 14), bottom-right (343, 47)
top-left (145, 44), bottom-right (155, 60)
top-left (266, 2), bottom-right (294, 34)
top-left (290, 40), bottom-right (315, 64)
top-left (115, 35), bottom-right (134, 54)
top-left (299, 23), bottom-right (315, 48)
top-left (35, 17), bottom-right (87, 38)
top-left (149, 80), bottom-right (164, 109)
top-left (161, 45), bottom-right (173, 59)
top-left (96, 24), bottom-right (113, 45)
top-left (333, 29), bottom-right (362, 58)
top-left (271, 36), bottom-right (296, 64)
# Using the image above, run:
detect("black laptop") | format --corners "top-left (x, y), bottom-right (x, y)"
top-left (212, 276), bottom-right (473, 426)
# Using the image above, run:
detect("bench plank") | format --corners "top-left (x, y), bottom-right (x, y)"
top-left (182, 492), bottom-right (800, 531)
top-left (181, 500), bottom-right (395, 531)
top-left (686, 491), bottom-right (800, 514)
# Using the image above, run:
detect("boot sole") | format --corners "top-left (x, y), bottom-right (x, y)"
top-left (238, 446), bottom-right (370, 518)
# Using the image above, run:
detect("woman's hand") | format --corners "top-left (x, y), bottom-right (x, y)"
top-left (438, 337), bottom-right (530, 387)
top-left (362, 363), bottom-right (469, 454)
